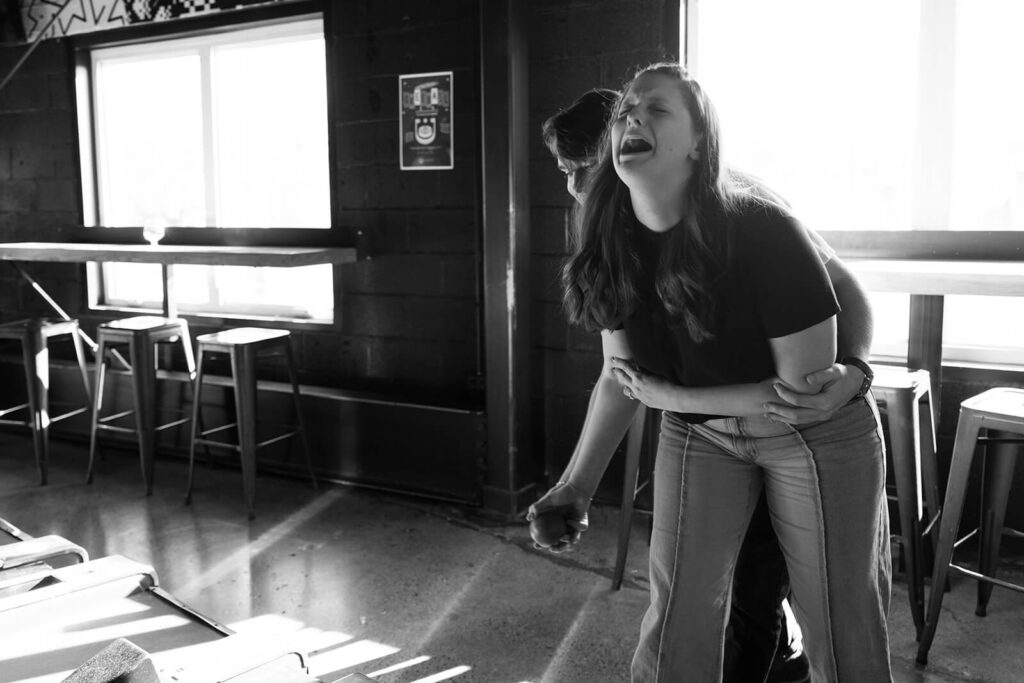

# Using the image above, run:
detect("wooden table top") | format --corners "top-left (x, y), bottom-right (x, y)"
top-left (845, 258), bottom-right (1024, 297)
top-left (0, 241), bottom-right (357, 267)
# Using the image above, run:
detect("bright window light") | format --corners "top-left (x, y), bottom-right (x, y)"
top-left (690, 0), bottom-right (918, 232)
top-left (687, 0), bottom-right (1024, 366)
top-left (87, 16), bottom-right (332, 322)
top-left (951, 1), bottom-right (1024, 230)
top-left (211, 35), bottom-right (330, 229)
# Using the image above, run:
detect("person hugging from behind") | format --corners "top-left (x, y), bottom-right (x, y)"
top-left (532, 66), bottom-right (889, 683)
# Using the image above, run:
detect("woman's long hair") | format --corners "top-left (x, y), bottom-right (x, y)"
top-left (562, 63), bottom-right (739, 342)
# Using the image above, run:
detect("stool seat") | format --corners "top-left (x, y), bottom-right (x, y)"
top-left (98, 315), bottom-right (189, 336)
top-left (87, 316), bottom-right (195, 494)
top-left (195, 327), bottom-right (290, 349)
top-left (918, 387), bottom-right (1024, 664)
top-left (186, 327), bottom-right (315, 519)
top-left (0, 318), bottom-right (91, 485)
top-left (873, 364), bottom-right (931, 391)
top-left (961, 387), bottom-right (1024, 420)
top-left (0, 318), bottom-right (81, 340)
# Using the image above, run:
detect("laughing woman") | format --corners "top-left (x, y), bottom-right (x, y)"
top-left (554, 63), bottom-right (892, 682)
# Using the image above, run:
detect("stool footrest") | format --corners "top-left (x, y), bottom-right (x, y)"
top-left (954, 528), bottom-right (979, 549)
top-left (257, 430), bottom-right (298, 449)
top-left (975, 436), bottom-right (1024, 445)
top-left (95, 423), bottom-right (136, 435)
top-left (194, 429), bottom-right (299, 451)
top-left (154, 417), bottom-right (191, 433)
top-left (50, 406), bottom-right (89, 424)
top-left (921, 511), bottom-right (941, 537)
top-left (193, 438), bottom-right (241, 453)
top-left (199, 423), bottom-right (238, 438)
top-left (99, 409), bottom-right (135, 424)
top-left (0, 403), bottom-right (30, 419)
top-left (949, 563), bottom-right (1024, 594)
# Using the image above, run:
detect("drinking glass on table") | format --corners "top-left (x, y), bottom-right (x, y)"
top-left (142, 220), bottom-right (166, 246)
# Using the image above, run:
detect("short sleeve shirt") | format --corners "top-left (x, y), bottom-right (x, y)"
top-left (621, 200), bottom-right (840, 423)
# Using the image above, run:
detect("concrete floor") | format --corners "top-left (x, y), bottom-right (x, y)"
top-left (1, 434), bottom-right (1023, 682)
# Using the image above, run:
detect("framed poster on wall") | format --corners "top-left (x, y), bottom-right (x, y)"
top-left (399, 71), bottom-right (453, 170)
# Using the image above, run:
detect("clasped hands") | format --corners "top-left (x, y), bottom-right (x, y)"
top-left (526, 481), bottom-right (590, 553)
top-left (609, 356), bottom-right (865, 425)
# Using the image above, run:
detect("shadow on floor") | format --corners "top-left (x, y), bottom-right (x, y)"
top-left (1, 435), bottom-right (1022, 682)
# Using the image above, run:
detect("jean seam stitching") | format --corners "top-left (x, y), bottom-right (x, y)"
top-left (788, 427), bottom-right (840, 681)
top-left (654, 425), bottom-right (690, 682)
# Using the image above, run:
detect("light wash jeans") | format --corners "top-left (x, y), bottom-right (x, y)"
top-left (631, 396), bottom-right (892, 682)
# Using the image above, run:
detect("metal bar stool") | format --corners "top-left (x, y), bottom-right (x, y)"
top-left (0, 319), bottom-right (91, 485)
top-left (871, 365), bottom-right (942, 641)
top-left (917, 387), bottom-right (1024, 664)
top-left (87, 315), bottom-right (196, 494)
top-left (185, 327), bottom-right (316, 519)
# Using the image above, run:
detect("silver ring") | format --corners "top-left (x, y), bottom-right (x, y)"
top-left (624, 387), bottom-right (635, 400)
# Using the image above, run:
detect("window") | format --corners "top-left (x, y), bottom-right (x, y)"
top-left (82, 16), bottom-right (333, 322)
top-left (686, 0), bottom-right (1024, 365)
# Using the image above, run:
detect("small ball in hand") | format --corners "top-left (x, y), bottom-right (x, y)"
top-left (530, 510), bottom-right (570, 548)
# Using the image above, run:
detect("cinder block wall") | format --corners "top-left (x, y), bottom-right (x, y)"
top-left (0, 2), bottom-right (488, 504)
top-left (0, 1), bottom-right (482, 403)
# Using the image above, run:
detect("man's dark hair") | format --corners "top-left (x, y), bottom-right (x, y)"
top-left (541, 88), bottom-right (619, 161)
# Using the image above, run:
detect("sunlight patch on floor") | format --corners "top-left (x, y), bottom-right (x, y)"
top-left (175, 489), bottom-right (343, 598)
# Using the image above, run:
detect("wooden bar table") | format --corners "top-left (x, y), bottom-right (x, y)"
top-left (844, 259), bottom-right (1024, 298)
top-left (0, 241), bottom-right (357, 320)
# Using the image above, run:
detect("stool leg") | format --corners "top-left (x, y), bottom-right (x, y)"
top-left (917, 412), bottom-right (982, 665)
top-left (231, 346), bottom-right (259, 520)
top-left (70, 322), bottom-right (93, 405)
top-left (284, 339), bottom-right (316, 489)
top-left (178, 320), bottom-right (196, 381)
top-left (129, 333), bottom-right (158, 496)
top-left (87, 338), bottom-right (108, 484)
top-left (976, 431), bottom-right (1018, 616)
top-left (886, 391), bottom-right (925, 639)
top-left (613, 405), bottom-right (645, 590)
top-left (185, 346), bottom-right (207, 506)
top-left (21, 326), bottom-right (48, 485)
top-left (919, 388), bottom-right (941, 567)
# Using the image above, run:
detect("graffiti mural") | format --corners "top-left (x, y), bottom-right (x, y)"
top-left (18, 0), bottom-right (283, 42)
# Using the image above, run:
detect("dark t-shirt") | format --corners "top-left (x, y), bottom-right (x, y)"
top-left (621, 199), bottom-right (840, 423)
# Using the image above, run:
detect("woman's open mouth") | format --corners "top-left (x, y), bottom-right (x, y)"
top-left (620, 137), bottom-right (653, 158)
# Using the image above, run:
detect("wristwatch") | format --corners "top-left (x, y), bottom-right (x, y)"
top-left (840, 356), bottom-right (874, 399)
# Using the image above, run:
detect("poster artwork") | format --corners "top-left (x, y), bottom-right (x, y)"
top-left (400, 71), bottom-right (453, 171)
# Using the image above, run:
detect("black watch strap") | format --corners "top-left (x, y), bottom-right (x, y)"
top-left (840, 356), bottom-right (874, 398)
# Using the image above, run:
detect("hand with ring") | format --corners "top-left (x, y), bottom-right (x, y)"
top-left (609, 357), bottom-right (675, 411)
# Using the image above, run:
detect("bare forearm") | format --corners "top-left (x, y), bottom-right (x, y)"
top-left (665, 381), bottom-right (779, 418)
top-left (564, 373), bottom-right (639, 497)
